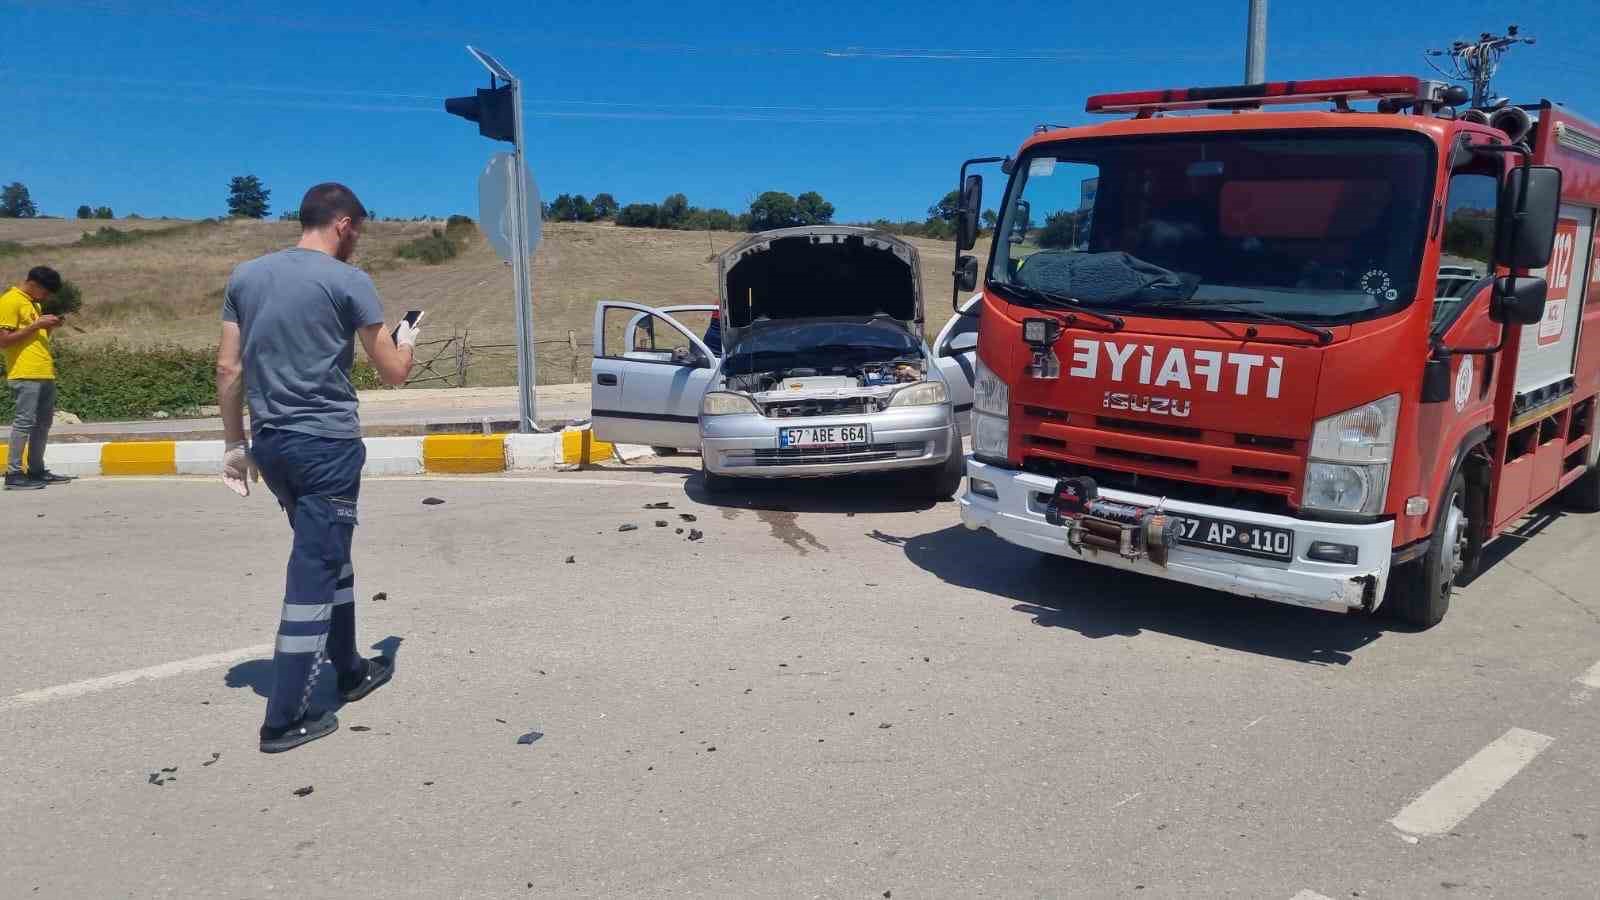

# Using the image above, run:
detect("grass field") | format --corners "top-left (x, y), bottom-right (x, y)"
top-left (1, 217), bottom-right (987, 387)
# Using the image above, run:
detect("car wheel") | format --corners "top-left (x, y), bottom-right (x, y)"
top-left (702, 466), bottom-right (736, 494)
top-left (922, 442), bottom-right (966, 500)
top-left (1384, 470), bottom-right (1468, 628)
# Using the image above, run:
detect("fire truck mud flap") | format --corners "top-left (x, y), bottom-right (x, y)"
top-left (960, 459), bottom-right (1394, 615)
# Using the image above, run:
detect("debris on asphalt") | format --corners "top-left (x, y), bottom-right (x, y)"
top-left (147, 773), bottom-right (165, 786)
top-left (780, 615), bottom-right (791, 621)
top-left (293, 786), bottom-right (314, 797)
top-left (349, 726), bottom-right (371, 732)
top-left (517, 731), bottom-right (544, 746)
top-left (644, 501), bottom-right (673, 509)
top-left (423, 781), bottom-right (435, 786)
top-left (676, 528), bottom-right (684, 534)
top-left (201, 753), bottom-right (221, 767)
top-left (565, 556), bottom-right (575, 564)
top-left (371, 592), bottom-right (387, 602)
top-left (495, 718), bottom-right (507, 724)
top-left (706, 746), bottom-right (717, 752)
top-left (687, 529), bottom-right (704, 542)
top-left (655, 520), bottom-right (668, 528)
top-left (678, 514), bottom-right (698, 522)
top-left (161, 766), bottom-right (178, 773)
top-left (878, 723), bottom-right (892, 729)
top-left (618, 523), bottom-right (639, 532)
top-left (422, 497), bottom-right (446, 506)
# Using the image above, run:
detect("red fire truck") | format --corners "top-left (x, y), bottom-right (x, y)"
top-left (952, 75), bottom-right (1599, 627)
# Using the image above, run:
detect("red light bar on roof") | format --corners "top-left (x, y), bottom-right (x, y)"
top-left (1085, 75), bottom-right (1425, 114)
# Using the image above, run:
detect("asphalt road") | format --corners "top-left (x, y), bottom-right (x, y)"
top-left (2, 465), bottom-right (1598, 898)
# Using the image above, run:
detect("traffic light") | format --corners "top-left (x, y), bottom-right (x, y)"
top-left (444, 83), bottom-right (516, 143)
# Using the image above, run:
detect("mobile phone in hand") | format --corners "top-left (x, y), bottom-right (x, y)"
top-left (391, 310), bottom-right (424, 344)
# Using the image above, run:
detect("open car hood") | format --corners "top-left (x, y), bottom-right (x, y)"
top-left (717, 226), bottom-right (923, 353)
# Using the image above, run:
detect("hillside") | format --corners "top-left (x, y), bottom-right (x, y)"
top-left (1, 217), bottom-right (987, 386)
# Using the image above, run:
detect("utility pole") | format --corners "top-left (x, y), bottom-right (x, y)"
top-left (1244, 0), bottom-right (1267, 84)
top-left (1426, 25), bottom-right (1535, 108)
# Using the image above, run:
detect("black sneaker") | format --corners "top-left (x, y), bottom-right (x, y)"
top-left (338, 656), bottom-right (395, 703)
top-left (34, 471), bottom-right (74, 484)
top-left (260, 710), bottom-right (339, 753)
top-left (4, 473), bottom-right (44, 491)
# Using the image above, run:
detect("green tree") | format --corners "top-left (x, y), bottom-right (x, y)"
top-left (1, 182), bottom-right (37, 218)
top-left (796, 191), bottom-right (834, 225)
top-left (571, 194), bottom-right (597, 222)
top-left (548, 194), bottom-right (574, 221)
top-left (280, 208), bottom-right (301, 222)
top-left (748, 191), bottom-right (800, 230)
top-left (226, 175), bottom-right (271, 219)
top-left (981, 209), bottom-right (998, 231)
top-left (94, 206), bottom-right (114, 219)
top-left (77, 205), bottom-right (93, 219)
top-left (591, 193), bottom-right (618, 219)
top-left (659, 193), bottom-right (690, 228)
top-left (1037, 210), bottom-right (1082, 249)
top-left (615, 203), bottom-right (660, 228)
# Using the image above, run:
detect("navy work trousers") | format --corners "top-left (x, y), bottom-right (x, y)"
top-left (252, 428), bottom-right (366, 729)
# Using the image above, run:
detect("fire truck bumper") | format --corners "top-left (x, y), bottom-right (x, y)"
top-left (959, 460), bottom-right (1395, 615)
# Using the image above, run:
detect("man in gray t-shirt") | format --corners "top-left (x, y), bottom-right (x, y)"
top-left (216, 182), bottom-right (422, 753)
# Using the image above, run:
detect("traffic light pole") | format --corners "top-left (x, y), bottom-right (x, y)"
top-left (506, 77), bottom-right (538, 432)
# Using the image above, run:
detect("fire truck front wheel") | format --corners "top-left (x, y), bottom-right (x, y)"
top-left (1385, 470), bottom-right (1469, 628)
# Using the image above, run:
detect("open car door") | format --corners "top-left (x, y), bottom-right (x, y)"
top-left (591, 301), bottom-right (719, 449)
top-left (931, 295), bottom-right (981, 434)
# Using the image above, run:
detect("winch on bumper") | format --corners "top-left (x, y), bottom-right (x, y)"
top-left (959, 459), bottom-right (1395, 614)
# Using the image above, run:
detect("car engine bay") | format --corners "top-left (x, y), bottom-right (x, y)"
top-left (722, 358), bottom-right (929, 418)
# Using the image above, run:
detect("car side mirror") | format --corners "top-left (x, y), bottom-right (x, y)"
top-left (1495, 165), bottom-right (1563, 269)
top-left (956, 174), bottom-right (983, 251)
top-left (942, 331), bottom-right (978, 356)
top-left (954, 255), bottom-right (979, 293)
top-left (1490, 275), bottom-right (1548, 325)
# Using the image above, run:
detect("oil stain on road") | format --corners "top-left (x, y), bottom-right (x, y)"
top-left (758, 509), bottom-right (827, 555)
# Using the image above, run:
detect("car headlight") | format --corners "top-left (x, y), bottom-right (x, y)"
top-left (1301, 394), bottom-right (1399, 515)
top-left (701, 391), bottom-right (759, 416)
top-left (972, 355), bottom-right (1009, 416)
top-left (887, 380), bottom-right (948, 407)
top-left (971, 356), bottom-right (1010, 464)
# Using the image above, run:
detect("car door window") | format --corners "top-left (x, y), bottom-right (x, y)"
top-left (604, 307), bottom-right (710, 366)
top-left (1434, 170), bottom-right (1498, 336)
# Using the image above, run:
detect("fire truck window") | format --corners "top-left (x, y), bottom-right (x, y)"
top-left (1433, 171), bottom-right (1498, 334)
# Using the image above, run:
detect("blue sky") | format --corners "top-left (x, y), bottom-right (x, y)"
top-left (5, 0), bottom-right (1597, 222)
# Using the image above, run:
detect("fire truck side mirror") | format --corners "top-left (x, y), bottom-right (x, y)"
top-left (1495, 165), bottom-right (1563, 270)
top-left (1490, 275), bottom-right (1548, 326)
top-left (957, 175), bottom-right (983, 251)
top-left (954, 255), bottom-right (980, 293)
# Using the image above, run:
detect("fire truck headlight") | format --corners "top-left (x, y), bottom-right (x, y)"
top-left (1303, 395), bottom-right (1399, 515)
top-left (971, 356), bottom-right (1011, 465)
top-left (1303, 462), bottom-right (1385, 515)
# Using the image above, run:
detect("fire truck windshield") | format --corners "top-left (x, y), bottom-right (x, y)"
top-left (989, 130), bottom-right (1436, 324)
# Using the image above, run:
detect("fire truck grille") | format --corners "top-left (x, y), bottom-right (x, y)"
top-left (1022, 456), bottom-right (1296, 516)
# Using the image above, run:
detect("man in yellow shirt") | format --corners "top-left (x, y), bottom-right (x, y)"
top-left (0, 266), bottom-right (69, 490)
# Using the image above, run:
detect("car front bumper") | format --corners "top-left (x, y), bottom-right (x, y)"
top-left (701, 404), bottom-right (955, 478)
top-left (958, 459), bottom-right (1395, 614)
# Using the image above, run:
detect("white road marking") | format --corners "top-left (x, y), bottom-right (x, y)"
top-left (1244, 715), bottom-right (1266, 730)
top-left (1578, 660), bottom-right (1600, 690)
top-left (0, 644), bottom-right (270, 712)
top-left (1110, 792), bottom-right (1142, 809)
top-left (1390, 727), bottom-right (1554, 837)
top-left (1290, 891), bottom-right (1335, 900)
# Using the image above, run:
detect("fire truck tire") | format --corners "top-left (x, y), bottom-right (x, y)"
top-left (1385, 470), bottom-right (1468, 628)
top-left (1561, 465), bottom-right (1600, 513)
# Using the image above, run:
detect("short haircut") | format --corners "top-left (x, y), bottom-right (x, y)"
top-left (27, 266), bottom-right (62, 293)
top-left (298, 183), bottom-right (368, 230)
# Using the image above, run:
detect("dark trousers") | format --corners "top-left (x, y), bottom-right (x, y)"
top-left (252, 428), bottom-right (366, 729)
top-left (7, 379), bottom-right (55, 475)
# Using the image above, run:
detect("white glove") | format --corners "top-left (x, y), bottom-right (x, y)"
top-left (222, 440), bottom-right (258, 497)
top-left (393, 312), bottom-right (425, 350)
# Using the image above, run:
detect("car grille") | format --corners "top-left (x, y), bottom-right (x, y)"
top-left (761, 397), bottom-right (882, 418)
top-left (729, 441), bottom-right (925, 467)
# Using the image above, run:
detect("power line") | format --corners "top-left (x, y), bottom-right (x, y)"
top-left (1425, 25), bottom-right (1535, 108)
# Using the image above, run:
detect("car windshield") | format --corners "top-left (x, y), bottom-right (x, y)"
top-left (989, 130), bottom-right (1436, 323)
top-left (722, 320), bottom-right (919, 371)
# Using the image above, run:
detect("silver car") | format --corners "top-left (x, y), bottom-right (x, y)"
top-left (591, 226), bottom-right (979, 498)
